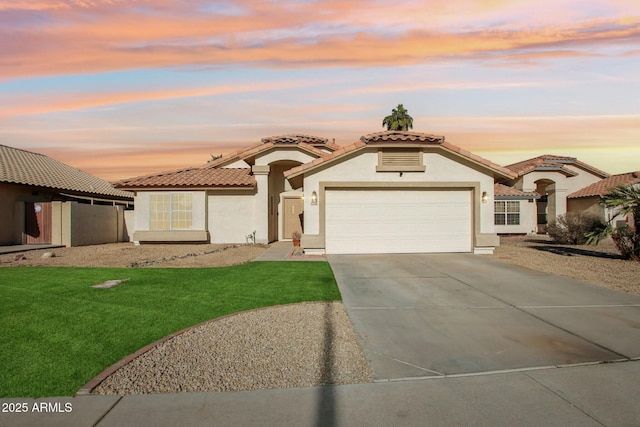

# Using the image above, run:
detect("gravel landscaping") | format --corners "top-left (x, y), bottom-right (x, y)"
top-left (493, 235), bottom-right (640, 296)
top-left (92, 302), bottom-right (372, 395)
top-left (0, 243), bottom-right (268, 268)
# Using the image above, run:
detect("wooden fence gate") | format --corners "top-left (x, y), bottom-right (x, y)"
top-left (25, 202), bottom-right (52, 244)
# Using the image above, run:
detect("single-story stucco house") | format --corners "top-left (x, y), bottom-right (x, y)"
top-left (498, 155), bottom-right (610, 234)
top-left (114, 130), bottom-right (634, 255)
top-left (0, 144), bottom-right (134, 247)
top-left (116, 131), bottom-right (517, 254)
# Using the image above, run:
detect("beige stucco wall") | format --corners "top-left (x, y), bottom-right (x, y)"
top-left (70, 203), bottom-right (125, 246)
top-left (567, 198), bottom-right (605, 219)
top-left (255, 148), bottom-right (317, 166)
top-left (301, 149), bottom-right (497, 236)
top-left (568, 197), bottom-right (634, 228)
top-left (123, 209), bottom-right (134, 242)
top-left (51, 202), bottom-right (127, 247)
top-left (208, 190), bottom-right (256, 243)
top-left (221, 159), bottom-right (250, 168)
top-left (518, 166), bottom-right (605, 220)
top-left (495, 199), bottom-right (538, 234)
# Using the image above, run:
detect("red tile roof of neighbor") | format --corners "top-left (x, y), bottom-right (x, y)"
top-left (0, 144), bottom-right (133, 199)
top-left (494, 183), bottom-right (540, 198)
top-left (505, 155), bottom-right (609, 178)
top-left (284, 131), bottom-right (517, 179)
top-left (568, 171), bottom-right (640, 199)
top-left (114, 168), bottom-right (255, 189)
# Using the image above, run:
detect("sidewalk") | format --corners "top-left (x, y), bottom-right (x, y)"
top-left (254, 241), bottom-right (326, 261)
top-left (2, 360), bottom-right (639, 426)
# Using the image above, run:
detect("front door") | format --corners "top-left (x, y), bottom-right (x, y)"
top-left (283, 198), bottom-right (303, 239)
top-left (25, 202), bottom-right (52, 244)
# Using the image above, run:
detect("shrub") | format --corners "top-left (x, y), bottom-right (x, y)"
top-left (610, 226), bottom-right (640, 261)
top-left (547, 212), bottom-right (604, 245)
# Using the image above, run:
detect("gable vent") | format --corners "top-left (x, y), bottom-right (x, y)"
top-left (377, 149), bottom-right (425, 172)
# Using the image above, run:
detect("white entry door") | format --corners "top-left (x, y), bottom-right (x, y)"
top-left (325, 189), bottom-right (472, 254)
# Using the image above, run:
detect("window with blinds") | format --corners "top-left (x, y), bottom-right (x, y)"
top-left (150, 193), bottom-right (193, 230)
top-left (494, 200), bottom-right (520, 225)
top-left (376, 149), bottom-right (425, 172)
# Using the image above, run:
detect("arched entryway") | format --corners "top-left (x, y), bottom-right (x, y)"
top-left (267, 160), bottom-right (302, 242)
top-left (534, 179), bottom-right (556, 233)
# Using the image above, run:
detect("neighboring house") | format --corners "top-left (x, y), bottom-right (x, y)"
top-left (493, 183), bottom-right (540, 235)
top-left (501, 155), bottom-right (609, 233)
top-left (567, 171), bottom-right (640, 227)
top-left (0, 144), bottom-right (133, 247)
top-left (116, 131), bottom-right (516, 254)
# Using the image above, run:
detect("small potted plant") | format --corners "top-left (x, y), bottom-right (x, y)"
top-left (291, 231), bottom-right (302, 247)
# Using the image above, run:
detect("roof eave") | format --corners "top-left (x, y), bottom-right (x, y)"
top-left (115, 184), bottom-right (255, 191)
top-left (495, 195), bottom-right (541, 200)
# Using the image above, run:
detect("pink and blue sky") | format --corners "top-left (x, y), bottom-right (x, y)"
top-left (1, 0), bottom-right (639, 180)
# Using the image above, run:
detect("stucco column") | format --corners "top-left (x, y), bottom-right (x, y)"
top-left (554, 188), bottom-right (568, 218)
top-left (252, 165), bottom-right (270, 244)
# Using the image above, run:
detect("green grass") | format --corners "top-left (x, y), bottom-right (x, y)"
top-left (0, 262), bottom-right (340, 397)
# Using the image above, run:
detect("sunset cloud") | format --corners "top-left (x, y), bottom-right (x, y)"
top-left (1, 1), bottom-right (639, 79)
top-left (0, 79), bottom-right (323, 117)
top-left (1, 0), bottom-right (638, 179)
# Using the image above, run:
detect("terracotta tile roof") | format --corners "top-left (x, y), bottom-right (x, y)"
top-left (494, 183), bottom-right (540, 198)
top-left (360, 130), bottom-right (445, 144)
top-left (568, 171), bottom-right (640, 199)
top-left (0, 144), bottom-right (133, 199)
top-left (505, 155), bottom-right (609, 178)
top-left (205, 141), bottom-right (264, 168)
top-left (261, 134), bottom-right (329, 146)
top-left (285, 131), bottom-right (517, 180)
top-left (206, 134), bottom-right (330, 168)
top-left (114, 167), bottom-right (255, 189)
top-left (323, 141), bottom-right (342, 151)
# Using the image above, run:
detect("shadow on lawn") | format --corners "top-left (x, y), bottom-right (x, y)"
top-left (531, 245), bottom-right (623, 260)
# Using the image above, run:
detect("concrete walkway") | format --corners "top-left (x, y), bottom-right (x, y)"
top-left (0, 244), bottom-right (62, 255)
top-left (254, 241), bottom-right (326, 261)
top-left (2, 360), bottom-right (640, 426)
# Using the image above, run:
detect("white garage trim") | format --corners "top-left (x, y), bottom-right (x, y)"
top-left (305, 181), bottom-right (484, 254)
top-left (325, 188), bottom-right (472, 254)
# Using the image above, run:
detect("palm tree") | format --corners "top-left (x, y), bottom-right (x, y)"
top-left (587, 183), bottom-right (640, 261)
top-left (382, 104), bottom-right (413, 131)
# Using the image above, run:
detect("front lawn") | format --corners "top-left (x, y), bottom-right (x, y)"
top-left (0, 262), bottom-right (340, 397)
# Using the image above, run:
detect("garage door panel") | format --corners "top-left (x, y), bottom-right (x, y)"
top-left (325, 189), bottom-right (472, 254)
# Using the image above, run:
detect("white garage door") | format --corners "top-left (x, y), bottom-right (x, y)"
top-left (325, 189), bottom-right (472, 254)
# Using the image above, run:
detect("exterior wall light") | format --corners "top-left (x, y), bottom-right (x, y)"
top-left (311, 191), bottom-right (318, 205)
top-left (482, 191), bottom-right (489, 203)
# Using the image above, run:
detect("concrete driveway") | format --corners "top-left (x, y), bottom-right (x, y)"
top-left (328, 253), bottom-right (640, 380)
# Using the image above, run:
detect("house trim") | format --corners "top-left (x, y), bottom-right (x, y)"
top-left (133, 230), bottom-right (210, 242)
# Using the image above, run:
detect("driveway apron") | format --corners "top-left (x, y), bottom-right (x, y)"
top-left (328, 253), bottom-right (640, 380)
